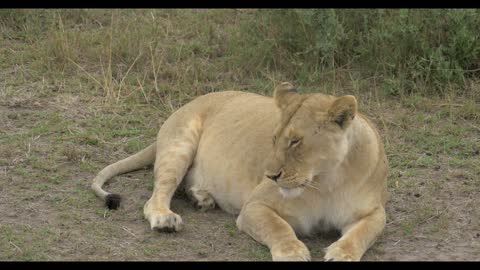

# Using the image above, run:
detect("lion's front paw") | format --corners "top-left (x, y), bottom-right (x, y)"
top-left (144, 203), bottom-right (184, 233)
top-left (147, 211), bottom-right (184, 232)
top-left (324, 242), bottom-right (358, 261)
top-left (271, 240), bottom-right (311, 261)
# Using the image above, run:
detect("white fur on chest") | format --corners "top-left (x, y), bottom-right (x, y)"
top-left (286, 186), bottom-right (369, 236)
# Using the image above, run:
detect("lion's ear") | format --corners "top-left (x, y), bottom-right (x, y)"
top-left (328, 95), bottom-right (357, 128)
top-left (273, 82), bottom-right (299, 110)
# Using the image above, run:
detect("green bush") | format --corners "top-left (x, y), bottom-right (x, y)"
top-left (239, 9), bottom-right (480, 95)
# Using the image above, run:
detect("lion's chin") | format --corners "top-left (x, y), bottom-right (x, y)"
top-left (279, 186), bottom-right (305, 198)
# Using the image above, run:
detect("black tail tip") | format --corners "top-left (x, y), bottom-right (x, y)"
top-left (105, 193), bottom-right (122, 210)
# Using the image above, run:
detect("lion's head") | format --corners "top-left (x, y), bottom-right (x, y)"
top-left (264, 82), bottom-right (358, 197)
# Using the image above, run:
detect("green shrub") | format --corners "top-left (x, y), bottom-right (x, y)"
top-left (238, 9), bottom-right (480, 95)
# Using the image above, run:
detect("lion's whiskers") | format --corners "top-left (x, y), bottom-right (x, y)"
top-left (304, 183), bottom-right (322, 192)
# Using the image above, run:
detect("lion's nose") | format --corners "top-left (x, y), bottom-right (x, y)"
top-left (266, 171), bottom-right (282, 182)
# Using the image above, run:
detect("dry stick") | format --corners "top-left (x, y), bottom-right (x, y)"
top-left (384, 119), bottom-right (405, 130)
top-left (100, 104), bottom-right (151, 108)
top-left (150, 44), bottom-right (160, 97)
top-left (378, 115), bottom-right (391, 147)
top-left (437, 104), bottom-right (464, 107)
top-left (137, 78), bottom-right (150, 104)
top-left (98, 54), bottom-right (112, 101)
top-left (26, 142), bottom-right (31, 158)
top-left (122, 226), bottom-right (138, 239)
top-left (107, 11), bottom-right (114, 100)
top-left (99, 55), bottom-right (107, 95)
top-left (418, 207), bottom-right (448, 227)
top-left (9, 241), bottom-right (22, 253)
top-left (386, 216), bottom-right (407, 226)
top-left (423, 67), bottom-right (480, 73)
top-left (466, 122), bottom-right (480, 132)
top-left (67, 58), bottom-right (104, 90)
top-left (115, 52), bottom-right (142, 104)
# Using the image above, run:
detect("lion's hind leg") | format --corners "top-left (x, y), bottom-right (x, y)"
top-left (188, 187), bottom-right (216, 211)
top-left (143, 116), bottom-right (203, 232)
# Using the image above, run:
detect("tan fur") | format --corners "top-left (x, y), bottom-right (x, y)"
top-left (91, 83), bottom-right (388, 261)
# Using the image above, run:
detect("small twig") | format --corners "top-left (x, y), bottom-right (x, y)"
top-left (26, 142), bottom-right (31, 158)
top-left (149, 43), bottom-right (160, 96)
top-left (99, 104), bottom-right (152, 108)
top-left (26, 204), bottom-right (39, 213)
top-left (122, 226), bottom-right (138, 239)
top-left (430, 67), bottom-right (480, 73)
top-left (437, 104), bottom-right (464, 107)
top-left (67, 58), bottom-right (104, 90)
top-left (116, 52), bottom-right (142, 104)
top-left (12, 156), bottom-right (25, 164)
top-left (384, 119), bottom-right (404, 129)
top-left (466, 123), bottom-right (480, 132)
top-left (9, 241), bottom-right (22, 253)
top-left (386, 215), bottom-right (407, 225)
top-left (419, 208), bottom-right (447, 226)
top-left (393, 240), bottom-right (401, 246)
top-left (136, 78), bottom-right (150, 104)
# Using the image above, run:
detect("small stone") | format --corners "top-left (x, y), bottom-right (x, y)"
top-left (414, 193), bottom-right (421, 198)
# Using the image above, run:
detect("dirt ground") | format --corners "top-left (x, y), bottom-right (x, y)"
top-left (0, 77), bottom-right (479, 261)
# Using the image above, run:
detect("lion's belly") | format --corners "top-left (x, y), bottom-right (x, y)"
top-left (183, 93), bottom-right (279, 215)
top-left (183, 164), bottom-right (259, 215)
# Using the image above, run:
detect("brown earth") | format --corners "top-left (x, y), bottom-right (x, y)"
top-left (0, 81), bottom-right (479, 261)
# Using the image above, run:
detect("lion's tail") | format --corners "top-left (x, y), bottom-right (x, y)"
top-left (91, 142), bottom-right (156, 210)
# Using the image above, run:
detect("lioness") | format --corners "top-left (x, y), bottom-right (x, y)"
top-left (91, 82), bottom-right (388, 261)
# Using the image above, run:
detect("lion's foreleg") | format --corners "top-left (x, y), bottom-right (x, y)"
top-left (324, 206), bottom-right (386, 261)
top-left (236, 202), bottom-right (311, 261)
top-left (143, 117), bottom-right (203, 232)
